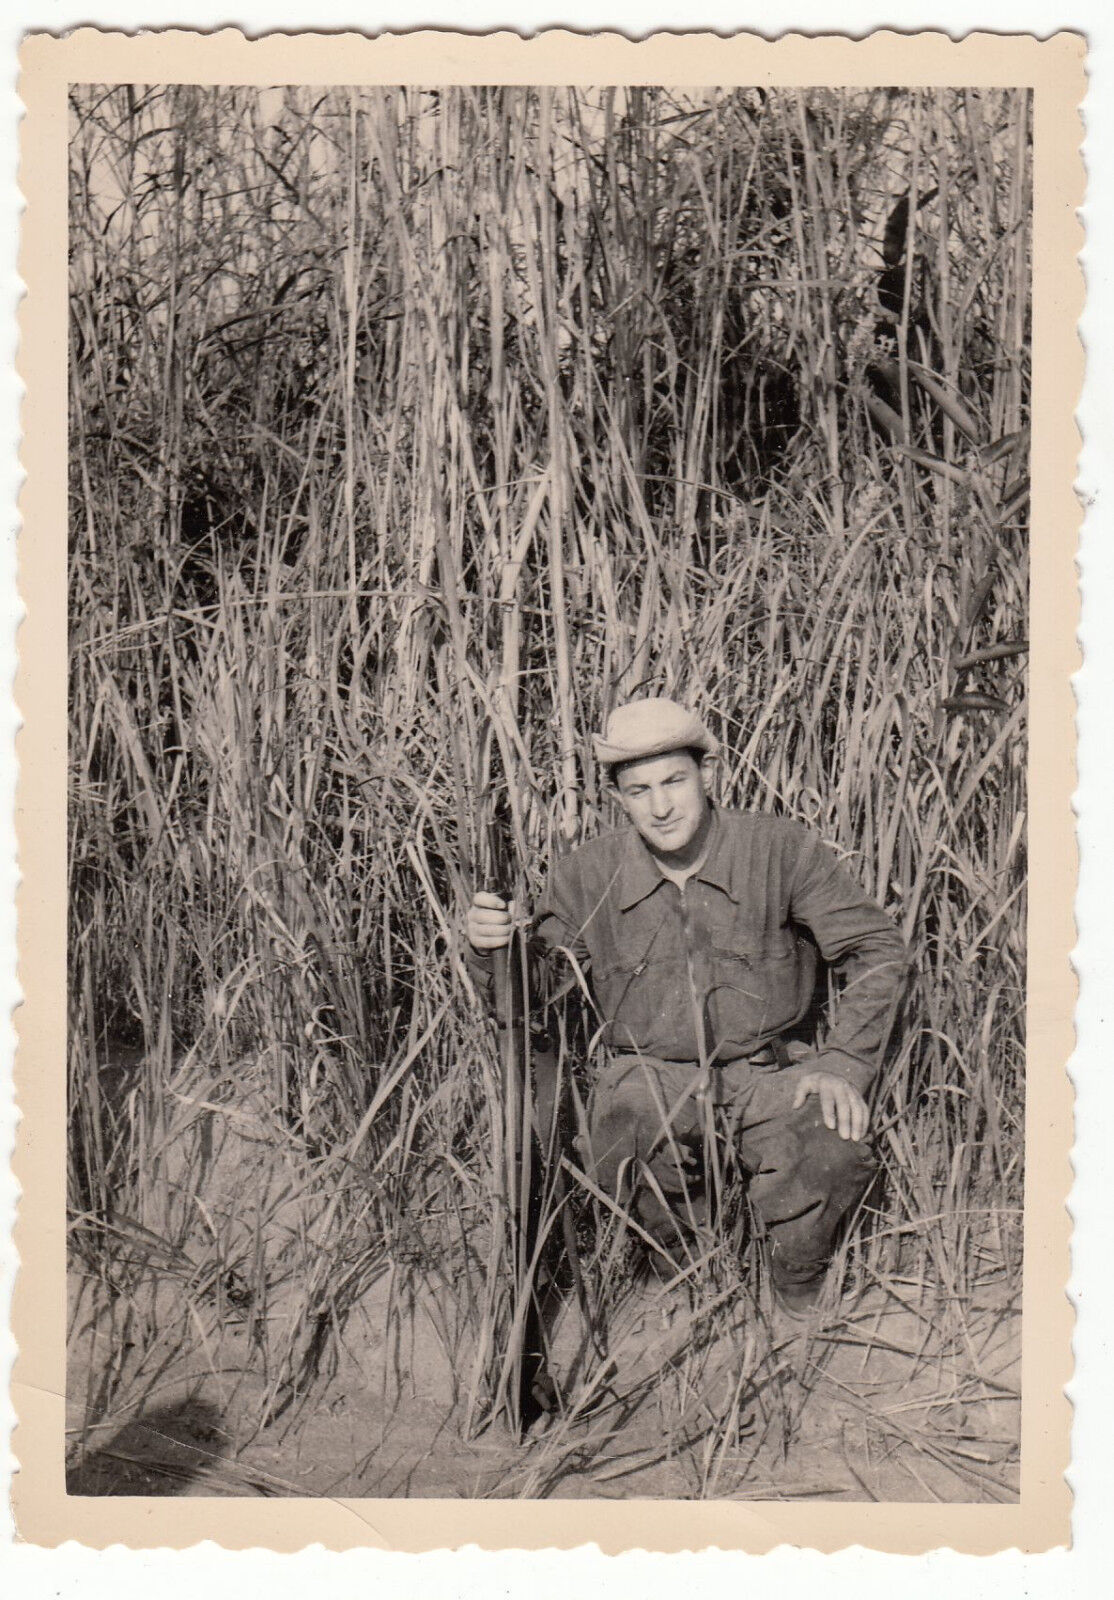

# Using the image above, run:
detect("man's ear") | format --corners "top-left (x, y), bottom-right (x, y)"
top-left (699, 752), bottom-right (717, 791)
top-left (609, 774), bottom-right (633, 816)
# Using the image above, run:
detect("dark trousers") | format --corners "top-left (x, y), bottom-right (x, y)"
top-left (584, 1054), bottom-right (878, 1287)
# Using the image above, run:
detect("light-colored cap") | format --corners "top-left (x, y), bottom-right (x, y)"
top-left (592, 697), bottom-right (718, 766)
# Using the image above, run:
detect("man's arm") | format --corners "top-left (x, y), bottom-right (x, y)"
top-left (786, 824), bottom-right (911, 1098)
top-left (464, 860), bottom-right (590, 1023)
top-left (463, 891), bottom-right (514, 1013)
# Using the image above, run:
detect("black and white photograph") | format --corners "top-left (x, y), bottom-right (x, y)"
top-left (23, 28), bottom-right (1076, 1538)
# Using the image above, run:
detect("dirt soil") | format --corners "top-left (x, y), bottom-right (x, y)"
top-left (66, 1261), bottom-right (1020, 1502)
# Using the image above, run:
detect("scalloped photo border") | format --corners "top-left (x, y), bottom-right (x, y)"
top-left (12, 25), bottom-right (1084, 1553)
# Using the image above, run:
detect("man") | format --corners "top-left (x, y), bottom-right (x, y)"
top-left (466, 697), bottom-right (909, 1317)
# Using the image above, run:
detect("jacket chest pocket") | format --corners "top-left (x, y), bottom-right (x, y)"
top-left (596, 954), bottom-right (690, 1026)
top-left (709, 928), bottom-right (796, 965)
top-left (595, 952), bottom-right (653, 983)
top-left (707, 932), bottom-right (814, 1021)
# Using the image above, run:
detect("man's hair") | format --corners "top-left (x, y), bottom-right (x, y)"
top-left (608, 744), bottom-right (710, 787)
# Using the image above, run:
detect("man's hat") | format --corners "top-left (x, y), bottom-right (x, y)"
top-left (592, 697), bottom-right (718, 766)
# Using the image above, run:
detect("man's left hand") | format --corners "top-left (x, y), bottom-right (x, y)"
top-left (792, 1070), bottom-right (869, 1142)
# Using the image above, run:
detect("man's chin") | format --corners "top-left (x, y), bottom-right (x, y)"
top-left (643, 827), bottom-right (693, 855)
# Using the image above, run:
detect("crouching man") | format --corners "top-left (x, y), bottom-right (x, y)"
top-left (465, 698), bottom-right (909, 1318)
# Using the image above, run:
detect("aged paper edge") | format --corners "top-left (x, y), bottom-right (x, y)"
top-left (11, 25), bottom-right (1084, 1554)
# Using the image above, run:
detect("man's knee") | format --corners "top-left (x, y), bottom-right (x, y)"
top-left (790, 1103), bottom-right (876, 1182)
top-left (585, 1063), bottom-right (661, 1192)
top-left (748, 1107), bottom-right (876, 1213)
top-left (586, 1069), bottom-right (700, 1201)
top-left (585, 1102), bottom-right (639, 1194)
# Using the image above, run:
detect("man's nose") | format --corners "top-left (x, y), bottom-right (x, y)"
top-left (650, 790), bottom-right (672, 816)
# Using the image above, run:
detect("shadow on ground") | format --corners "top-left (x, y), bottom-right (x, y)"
top-left (67, 1398), bottom-right (229, 1496)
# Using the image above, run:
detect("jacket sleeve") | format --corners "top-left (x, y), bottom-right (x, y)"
top-left (463, 854), bottom-right (591, 1022)
top-left (786, 826), bottom-right (910, 1095)
top-left (532, 855), bottom-right (593, 974)
top-left (462, 936), bottom-right (498, 1015)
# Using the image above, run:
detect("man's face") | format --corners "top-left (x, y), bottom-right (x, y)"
top-left (613, 750), bottom-right (712, 859)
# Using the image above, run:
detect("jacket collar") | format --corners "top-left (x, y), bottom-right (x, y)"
top-left (616, 804), bottom-right (739, 911)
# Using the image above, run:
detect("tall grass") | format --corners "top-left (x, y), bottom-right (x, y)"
top-left (67, 85), bottom-right (1030, 1496)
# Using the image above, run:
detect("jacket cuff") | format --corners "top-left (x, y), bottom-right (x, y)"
top-left (812, 1047), bottom-right (876, 1097)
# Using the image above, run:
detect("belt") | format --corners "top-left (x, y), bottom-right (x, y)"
top-left (740, 1044), bottom-right (778, 1068)
top-left (614, 1040), bottom-right (789, 1071)
top-left (716, 1041), bottom-right (787, 1069)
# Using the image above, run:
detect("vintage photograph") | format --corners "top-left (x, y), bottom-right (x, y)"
top-left (62, 77), bottom-right (1033, 1503)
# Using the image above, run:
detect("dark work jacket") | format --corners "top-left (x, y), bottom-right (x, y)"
top-left (467, 807), bottom-right (909, 1094)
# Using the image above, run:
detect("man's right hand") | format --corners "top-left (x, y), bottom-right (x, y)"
top-left (467, 891), bottom-right (516, 952)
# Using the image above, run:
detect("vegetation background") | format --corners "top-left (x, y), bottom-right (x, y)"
top-left (66, 83), bottom-right (1030, 1499)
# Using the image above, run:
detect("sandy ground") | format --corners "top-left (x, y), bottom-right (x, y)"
top-left (66, 1259), bottom-right (1020, 1502)
top-left (65, 1050), bottom-right (1019, 1500)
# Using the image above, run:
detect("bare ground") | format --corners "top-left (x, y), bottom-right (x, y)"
top-left (65, 1051), bottom-right (1020, 1501)
top-left (66, 1259), bottom-right (1020, 1502)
